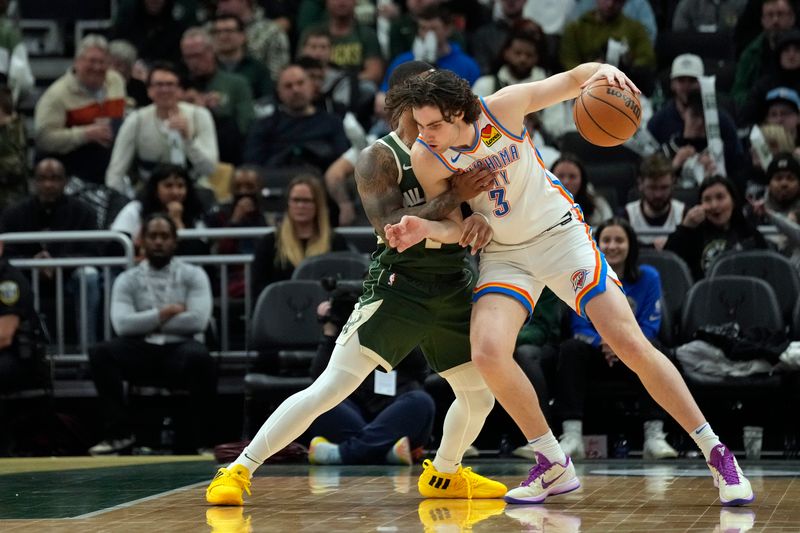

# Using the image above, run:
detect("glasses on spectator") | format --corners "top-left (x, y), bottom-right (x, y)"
top-left (289, 197), bottom-right (315, 205)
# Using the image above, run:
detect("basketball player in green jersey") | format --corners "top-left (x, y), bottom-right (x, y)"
top-left (206, 61), bottom-right (506, 506)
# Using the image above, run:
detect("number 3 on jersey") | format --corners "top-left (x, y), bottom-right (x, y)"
top-left (489, 187), bottom-right (510, 217)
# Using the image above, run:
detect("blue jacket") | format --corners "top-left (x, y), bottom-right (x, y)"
top-left (571, 264), bottom-right (662, 346)
top-left (381, 43), bottom-right (480, 92)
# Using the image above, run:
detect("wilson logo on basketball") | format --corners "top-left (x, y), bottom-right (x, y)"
top-left (571, 269), bottom-right (590, 292)
top-left (606, 88), bottom-right (641, 120)
top-left (480, 124), bottom-right (501, 147)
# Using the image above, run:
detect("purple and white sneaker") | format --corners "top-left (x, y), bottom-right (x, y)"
top-left (707, 444), bottom-right (755, 506)
top-left (504, 452), bottom-right (581, 504)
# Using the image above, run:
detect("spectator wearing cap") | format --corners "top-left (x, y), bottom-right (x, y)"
top-left (749, 152), bottom-right (800, 266)
top-left (732, 0), bottom-right (796, 108)
top-left (765, 152), bottom-right (800, 215)
top-left (762, 87), bottom-right (800, 146)
top-left (740, 28), bottom-right (800, 126)
top-left (34, 34), bottom-right (127, 184)
top-left (648, 54), bottom-right (743, 176)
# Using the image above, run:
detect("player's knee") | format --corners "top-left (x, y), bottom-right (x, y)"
top-left (470, 387), bottom-right (495, 416)
top-left (471, 344), bottom-right (509, 372)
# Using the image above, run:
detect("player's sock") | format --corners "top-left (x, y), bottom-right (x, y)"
top-left (528, 429), bottom-right (567, 464)
top-left (691, 422), bottom-right (722, 461)
top-left (432, 453), bottom-right (459, 474)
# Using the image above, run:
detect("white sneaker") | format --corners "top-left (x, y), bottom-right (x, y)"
top-left (643, 434), bottom-right (679, 459)
top-left (505, 506), bottom-right (582, 532)
top-left (511, 443), bottom-right (536, 460)
top-left (504, 452), bottom-right (581, 504)
top-left (715, 508), bottom-right (756, 532)
top-left (88, 436), bottom-right (135, 456)
top-left (558, 432), bottom-right (585, 460)
top-left (462, 445), bottom-right (480, 458)
top-left (707, 444), bottom-right (755, 506)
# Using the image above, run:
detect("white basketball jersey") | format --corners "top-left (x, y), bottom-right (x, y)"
top-left (624, 199), bottom-right (685, 245)
top-left (417, 97), bottom-right (578, 247)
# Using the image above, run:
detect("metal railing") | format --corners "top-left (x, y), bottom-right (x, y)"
top-left (0, 224), bottom-right (783, 362)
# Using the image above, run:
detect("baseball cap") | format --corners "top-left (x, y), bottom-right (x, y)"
top-left (765, 86), bottom-right (800, 112)
top-left (670, 54), bottom-right (703, 79)
top-left (776, 28), bottom-right (800, 53)
top-left (767, 152), bottom-right (800, 180)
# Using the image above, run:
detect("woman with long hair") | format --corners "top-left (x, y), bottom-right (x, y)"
top-left (551, 153), bottom-right (613, 227)
top-left (111, 163), bottom-right (210, 255)
top-left (252, 174), bottom-right (348, 295)
top-left (665, 175), bottom-right (767, 279)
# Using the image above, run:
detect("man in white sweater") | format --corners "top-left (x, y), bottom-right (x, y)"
top-left (87, 213), bottom-right (215, 455)
top-left (105, 62), bottom-right (219, 196)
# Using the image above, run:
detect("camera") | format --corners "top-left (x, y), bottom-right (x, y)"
top-left (319, 276), bottom-right (363, 329)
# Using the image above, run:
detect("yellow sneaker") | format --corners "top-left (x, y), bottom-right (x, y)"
top-left (205, 507), bottom-right (253, 533)
top-left (418, 459), bottom-right (507, 499)
top-left (206, 465), bottom-right (252, 506)
top-left (417, 499), bottom-right (505, 531)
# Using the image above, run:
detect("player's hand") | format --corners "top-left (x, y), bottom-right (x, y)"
top-left (159, 303), bottom-right (186, 322)
top-left (231, 196), bottom-right (257, 223)
top-left (450, 166), bottom-right (496, 201)
top-left (748, 197), bottom-right (767, 218)
top-left (384, 215), bottom-right (429, 252)
top-left (682, 204), bottom-right (706, 228)
top-left (582, 64), bottom-right (640, 95)
top-left (459, 213), bottom-right (493, 254)
top-left (672, 145), bottom-right (696, 168)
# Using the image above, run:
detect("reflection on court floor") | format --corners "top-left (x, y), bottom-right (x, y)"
top-left (0, 457), bottom-right (797, 531)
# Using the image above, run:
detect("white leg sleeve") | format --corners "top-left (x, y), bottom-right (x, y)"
top-left (435, 362), bottom-right (495, 472)
top-left (233, 332), bottom-right (377, 472)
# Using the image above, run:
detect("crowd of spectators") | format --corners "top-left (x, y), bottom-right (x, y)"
top-left (3, 0), bottom-right (800, 457)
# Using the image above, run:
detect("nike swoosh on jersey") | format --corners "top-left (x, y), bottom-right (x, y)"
top-left (402, 164), bottom-right (413, 170)
top-left (450, 153), bottom-right (461, 163)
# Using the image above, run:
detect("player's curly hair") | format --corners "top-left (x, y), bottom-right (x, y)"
top-left (386, 69), bottom-right (481, 125)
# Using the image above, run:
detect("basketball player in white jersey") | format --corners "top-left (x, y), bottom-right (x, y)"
top-left (384, 63), bottom-right (754, 507)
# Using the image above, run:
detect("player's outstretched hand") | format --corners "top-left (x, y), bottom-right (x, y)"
top-left (459, 213), bottom-right (493, 255)
top-left (451, 165), bottom-right (496, 201)
top-left (582, 64), bottom-right (640, 95)
top-left (385, 215), bottom-right (429, 252)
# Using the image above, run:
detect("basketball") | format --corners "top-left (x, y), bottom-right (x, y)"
top-left (573, 81), bottom-right (642, 147)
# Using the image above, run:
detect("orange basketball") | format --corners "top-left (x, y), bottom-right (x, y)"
top-left (573, 81), bottom-right (642, 147)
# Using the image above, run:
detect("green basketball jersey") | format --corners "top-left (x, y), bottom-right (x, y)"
top-left (371, 131), bottom-right (468, 276)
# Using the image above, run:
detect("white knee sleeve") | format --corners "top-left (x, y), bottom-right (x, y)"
top-left (237, 332), bottom-right (377, 469)
top-left (436, 362), bottom-right (495, 469)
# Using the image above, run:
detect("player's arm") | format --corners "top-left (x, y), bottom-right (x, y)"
top-left (384, 145), bottom-right (472, 251)
top-left (488, 63), bottom-right (640, 115)
top-left (354, 142), bottom-right (493, 239)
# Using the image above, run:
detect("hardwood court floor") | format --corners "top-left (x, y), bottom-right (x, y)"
top-left (0, 456), bottom-right (798, 531)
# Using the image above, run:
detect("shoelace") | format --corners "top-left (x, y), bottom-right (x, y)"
top-left (521, 461), bottom-right (551, 487)
top-left (230, 470), bottom-right (252, 496)
top-left (715, 454), bottom-right (741, 485)
top-left (458, 467), bottom-right (474, 499)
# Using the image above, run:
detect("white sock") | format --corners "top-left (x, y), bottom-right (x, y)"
top-left (691, 422), bottom-right (722, 461)
top-left (529, 429), bottom-right (567, 464)
top-left (312, 440), bottom-right (342, 464)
